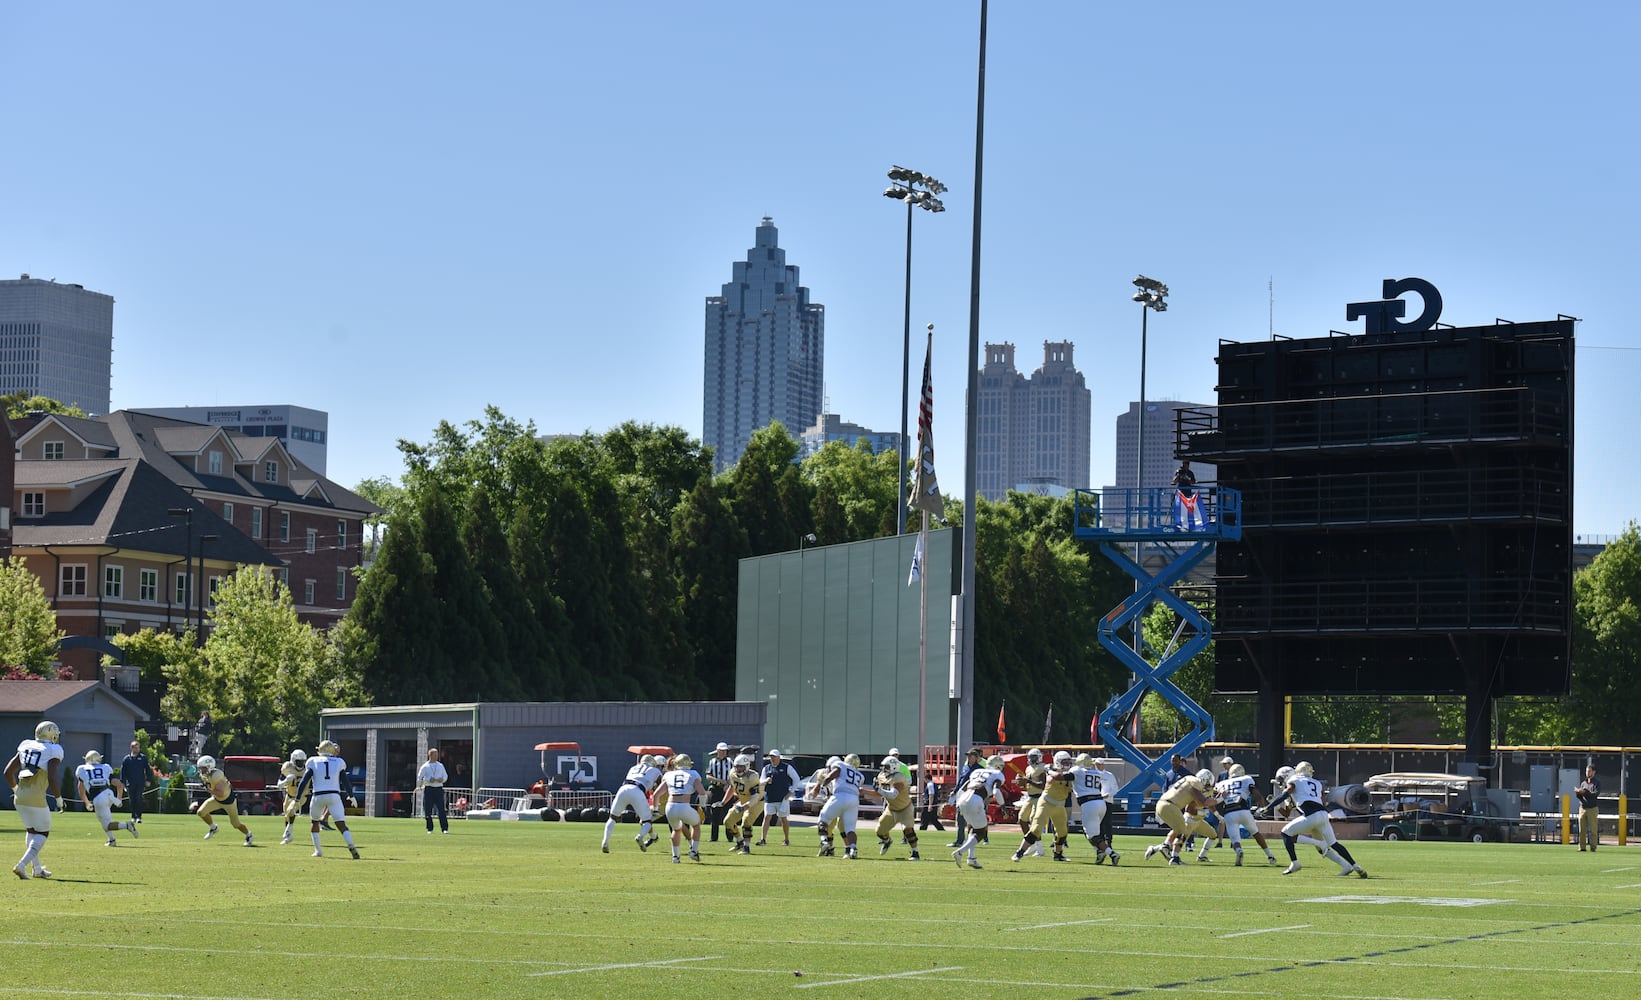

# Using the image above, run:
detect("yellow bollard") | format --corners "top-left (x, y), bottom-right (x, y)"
top-left (1561, 793), bottom-right (1571, 846)
top-left (1621, 795), bottom-right (1629, 847)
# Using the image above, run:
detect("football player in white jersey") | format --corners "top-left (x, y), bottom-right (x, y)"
top-left (603, 754), bottom-right (663, 853)
top-left (659, 754), bottom-right (708, 863)
top-left (1070, 753), bottom-right (1119, 865)
top-left (816, 753), bottom-right (867, 860)
top-left (5, 721), bottom-right (66, 878)
top-left (951, 756), bottom-right (1008, 869)
top-left (76, 750), bottom-right (137, 846)
top-left (1267, 761), bottom-right (1366, 877)
top-left (296, 740), bottom-right (361, 859)
top-left (1213, 764), bottom-right (1277, 866)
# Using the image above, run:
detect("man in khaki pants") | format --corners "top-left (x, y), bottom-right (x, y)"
top-left (1575, 765), bottom-right (1601, 851)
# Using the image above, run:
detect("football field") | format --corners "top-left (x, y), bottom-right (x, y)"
top-left (2, 813), bottom-right (1635, 998)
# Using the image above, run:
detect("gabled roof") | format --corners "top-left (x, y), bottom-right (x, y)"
top-left (13, 414), bottom-right (118, 453)
top-left (12, 458), bottom-right (127, 490)
top-left (151, 423), bottom-right (232, 458)
top-left (0, 680), bottom-right (146, 721)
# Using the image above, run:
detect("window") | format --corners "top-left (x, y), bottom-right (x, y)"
top-left (22, 492), bottom-right (45, 517)
top-left (208, 577), bottom-right (222, 606)
top-left (306, 528), bottom-right (317, 554)
top-left (139, 568), bottom-right (158, 602)
top-left (279, 511), bottom-right (290, 542)
top-left (208, 450), bottom-right (223, 474)
top-left (336, 519), bottom-right (347, 551)
top-left (277, 567), bottom-right (289, 586)
top-left (43, 441), bottom-right (64, 460)
top-left (175, 573), bottom-right (192, 607)
top-left (60, 564), bottom-right (88, 597)
top-left (303, 579), bottom-right (315, 605)
top-left (335, 567), bottom-right (347, 601)
top-left (222, 502), bottom-right (234, 525)
top-left (264, 461), bottom-right (279, 483)
top-left (251, 507), bottom-right (263, 539)
top-left (104, 623), bottom-right (122, 640)
top-left (104, 565), bottom-right (124, 598)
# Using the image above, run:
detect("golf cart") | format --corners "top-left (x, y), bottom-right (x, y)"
top-left (1365, 772), bottom-right (1517, 843)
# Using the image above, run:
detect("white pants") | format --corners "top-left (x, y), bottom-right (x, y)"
top-left (818, 795), bottom-right (859, 835)
top-left (90, 789), bottom-right (119, 828)
top-left (1222, 808), bottom-right (1259, 845)
top-left (309, 792), bottom-right (346, 822)
top-left (954, 790), bottom-right (989, 830)
top-left (610, 784), bottom-right (650, 821)
top-left (1078, 797), bottom-right (1106, 833)
top-left (664, 802), bottom-right (701, 831)
top-left (1282, 807), bottom-right (1336, 848)
top-left (15, 804), bottom-right (52, 832)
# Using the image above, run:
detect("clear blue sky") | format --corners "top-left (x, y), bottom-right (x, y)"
top-left (5, 3), bottom-right (1635, 535)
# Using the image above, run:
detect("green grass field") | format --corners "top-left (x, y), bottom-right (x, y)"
top-left (4, 812), bottom-right (1636, 999)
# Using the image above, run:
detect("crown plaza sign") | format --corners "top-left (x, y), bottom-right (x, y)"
top-left (1346, 277), bottom-right (1444, 334)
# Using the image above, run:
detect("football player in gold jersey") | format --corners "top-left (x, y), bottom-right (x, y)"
top-left (721, 755), bottom-right (765, 854)
top-left (193, 755), bottom-right (254, 846)
top-left (1014, 750), bottom-right (1075, 862)
top-left (1016, 749), bottom-right (1049, 857)
top-left (1145, 769), bottom-right (1218, 865)
top-left (872, 756), bottom-right (920, 860)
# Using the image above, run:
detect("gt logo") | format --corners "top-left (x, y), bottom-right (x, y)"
top-left (1346, 277), bottom-right (1444, 334)
top-left (557, 755), bottom-right (597, 784)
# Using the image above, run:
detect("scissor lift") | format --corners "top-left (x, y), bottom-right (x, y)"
top-left (1072, 485), bottom-right (1241, 812)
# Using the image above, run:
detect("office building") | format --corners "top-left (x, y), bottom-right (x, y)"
top-left (975, 341), bottom-right (1091, 501)
top-left (799, 412), bottom-right (900, 461)
top-left (132, 404), bottom-right (329, 474)
top-left (1113, 399), bottom-right (1216, 492)
top-left (703, 217), bottom-right (824, 472)
top-left (0, 276), bottom-right (114, 415)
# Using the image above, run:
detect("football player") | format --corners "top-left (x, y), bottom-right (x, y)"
top-left (805, 759), bottom-right (842, 852)
top-left (1016, 748), bottom-right (1048, 856)
top-left (1267, 761), bottom-right (1367, 877)
top-left (659, 753), bottom-right (708, 863)
top-left (296, 739), bottom-right (361, 859)
top-left (1070, 753), bottom-right (1118, 865)
top-left (1016, 751), bottom-right (1074, 862)
top-left (5, 721), bottom-right (66, 878)
top-left (815, 753), bottom-right (866, 860)
top-left (951, 755), bottom-right (1008, 869)
top-left (1214, 764), bottom-right (1278, 866)
top-left (193, 755), bottom-right (254, 846)
top-left (1144, 769), bottom-right (1219, 865)
top-left (604, 754), bottom-right (664, 853)
top-left (872, 756), bottom-right (919, 860)
top-left (76, 749), bottom-right (137, 847)
top-left (280, 749), bottom-right (309, 844)
top-left (720, 754), bottom-right (765, 855)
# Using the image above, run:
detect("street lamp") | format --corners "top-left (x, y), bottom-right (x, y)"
top-left (195, 534), bottom-right (218, 645)
top-left (885, 165), bottom-right (946, 535)
top-left (799, 532), bottom-right (817, 553)
top-left (167, 507), bottom-right (193, 633)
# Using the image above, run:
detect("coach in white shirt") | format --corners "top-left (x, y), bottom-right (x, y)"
top-left (417, 748), bottom-right (449, 834)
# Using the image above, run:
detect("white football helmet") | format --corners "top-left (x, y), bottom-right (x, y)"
top-left (290, 749), bottom-right (308, 765)
top-left (1196, 769), bottom-right (1214, 784)
top-left (1229, 763), bottom-right (1246, 778)
top-left (84, 749), bottom-right (104, 764)
top-left (281, 761), bottom-right (301, 778)
top-left (732, 754), bottom-right (752, 770)
top-left (826, 755), bottom-right (842, 769)
top-left (986, 755), bottom-right (1006, 770)
top-left (844, 753), bottom-right (861, 767)
top-left (1053, 750), bottom-right (1073, 767)
top-left (35, 721), bottom-right (60, 743)
top-left (1092, 757), bottom-right (1106, 769)
top-left (881, 755), bottom-right (901, 772)
top-left (1294, 760), bottom-right (1314, 777)
top-left (1274, 765), bottom-right (1294, 784)
top-left (1027, 748), bottom-right (1044, 764)
top-left (673, 753), bottom-right (693, 770)
top-left (197, 755), bottom-right (217, 772)
top-left (317, 739), bottom-right (340, 756)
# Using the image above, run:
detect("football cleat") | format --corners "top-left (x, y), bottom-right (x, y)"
top-left (280, 834), bottom-right (292, 845)
top-left (968, 858), bottom-right (983, 869)
top-left (1353, 865), bottom-right (1368, 879)
top-left (909, 851), bottom-right (920, 861)
top-left (126, 822), bottom-right (138, 838)
top-left (689, 851), bottom-right (700, 863)
top-left (879, 838), bottom-right (891, 856)
top-left (349, 845), bottom-right (360, 860)
top-left (1107, 851), bottom-right (1120, 866)
top-left (1234, 851), bottom-right (1244, 867)
top-left (1093, 852), bottom-right (1106, 865)
top-left (1282, 861), bottom-right (1301, 875)
top-left (1168, 856), bottom-right (1184, 866)
top-left (671, 856), bottom-right (680, 864)
top-left (11, 865), bottom-right (27, 880)
top-left (244, 833), bottom-right (254, 847)
top-left (1144, 845), bottom-right (1162, 861)
top-left (1052, 853), bottom-right (1068, 862)
top-left (32, 867), bottom-right (50, 878)
top-left (204, 824), bottom-right (219, 840)
top-left (312, 850), bottom-right (323, 857)
top-left (1197, 853), bottom-right (1211, 863)
top-left (1336, 865), bottom-right (1356, 876)
top-left (952, 850), bottom-right (964, 868)
top-left (601, 845), bottom-right (610, 854)
top-left (1011, 850), bottom-right (1025, 862)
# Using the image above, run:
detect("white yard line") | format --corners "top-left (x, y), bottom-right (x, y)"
top-left (1473, 879), bottom-right (1521, 885)
top-left (1009, 917), bottom-right (1117, 931)
top-left (1220, 924), bottom-right (1310, 938)
top-left (795, 965), bottom-right (964, 989)
top-left (527, 956), bottom-right (720, 977)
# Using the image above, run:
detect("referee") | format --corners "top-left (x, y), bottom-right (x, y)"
top-left (704, 742), bottom-right (735, 841)
top-left (417, 748), bottom-right (449, 834)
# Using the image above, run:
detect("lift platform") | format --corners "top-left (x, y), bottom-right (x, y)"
top-left (1072, 486), bottom-right (1241, 811)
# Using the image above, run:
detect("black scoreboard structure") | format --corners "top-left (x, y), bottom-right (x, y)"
top-left (1178, 279), bottom-right (1574, 767)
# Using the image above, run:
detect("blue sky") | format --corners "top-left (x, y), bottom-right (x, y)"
top-left (5, 3), bottom-right (1636, 534)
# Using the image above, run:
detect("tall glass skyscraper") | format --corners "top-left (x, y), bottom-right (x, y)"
top-left (0, 276), bottom-right (115, 414)
top-left (702, 218), bottom-right (824, 472)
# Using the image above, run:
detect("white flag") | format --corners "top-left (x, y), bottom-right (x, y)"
top-left (907, 530), bottom-right (926, 586)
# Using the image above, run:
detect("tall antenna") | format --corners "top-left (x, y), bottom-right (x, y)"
top-left (1268, 276), bottom-right (1274, 337)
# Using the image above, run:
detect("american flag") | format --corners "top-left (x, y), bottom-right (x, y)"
top-left (908, 325), bottom-right (943, 516)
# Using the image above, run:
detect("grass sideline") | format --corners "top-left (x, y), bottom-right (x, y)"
top-left (2, 812), bottom-right (1635, 999)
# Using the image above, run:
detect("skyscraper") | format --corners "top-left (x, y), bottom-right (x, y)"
top-left (0, 276), bottom-right (115, 414)
top-left (702, 217), bottom-right (824, 472)
top-left (974, 341), bottom-right (1091, 500)
top-left (1113, 399), bottom-right (1216, 491)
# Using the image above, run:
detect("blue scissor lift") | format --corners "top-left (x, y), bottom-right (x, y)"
top-left (1072, 485), bottom-right (1241, 813)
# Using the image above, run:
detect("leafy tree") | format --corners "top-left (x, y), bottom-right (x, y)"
top-left (0, 557), bottom-right (63, 673)
top-left (346, 506), bottom-right (446, 705)
top-left (111, 627), bottom-right (201, 686)
top-left (461, 486), bottom-right (535, 700)
top-left (727, 423), bottom-right (808, 556)
top-left (3, 394), bottom-right (86, 419)
top-left (353, 475), bottom-right (407, 559)
top-left (802, 438), bottom-right (899, 542)
top-left (671, 477), bottom-right (747, 696)
top-left (1568, 522), bottom-right (1641, 744)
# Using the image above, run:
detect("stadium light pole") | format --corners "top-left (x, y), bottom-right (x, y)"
top-left (884, 166), bottom-right (946, 535)
top-left (957, 0), bottom-right (988, 757)
top-left (1130, 275), bottom-right (1168, 676)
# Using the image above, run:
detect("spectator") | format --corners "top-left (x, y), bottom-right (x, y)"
top-left (417, 748), bottom-right (449, 835)
top-left (76, 750), bottom-right (137, 847)
top-left (756, 750), bottom-right (801, 847)
top-left (1575, 765), bottom-right (1601, 852)
top-left (119, 740), bottom-right (158, 824)
top-left (192, 710), bottom-right (212, 757)
top-left (703, 742), bottom-right (734, 842)
top-left (1172, 460), bottom-right (1204, 529)
top-left (919, 771), bottom-right (946, 833)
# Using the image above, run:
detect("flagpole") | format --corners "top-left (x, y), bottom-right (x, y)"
top-left (917, 508), bottom-right (929, 817)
